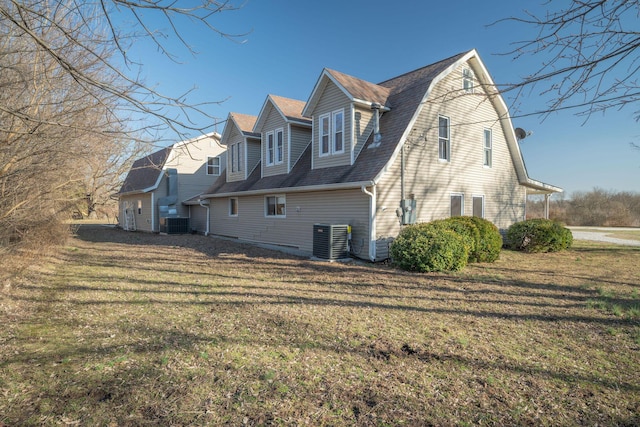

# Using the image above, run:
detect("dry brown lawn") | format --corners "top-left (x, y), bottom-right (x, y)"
top-left (1, 225), bottom-right (638, 426)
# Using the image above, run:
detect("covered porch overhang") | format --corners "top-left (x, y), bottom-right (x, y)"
top-left (522, 179), bottom-right (563, 220)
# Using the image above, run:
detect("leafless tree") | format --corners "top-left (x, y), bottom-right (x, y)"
top-left (0, 0), bottom-right (242, 250)
top-left (497, 0), bottom-right (639, 122)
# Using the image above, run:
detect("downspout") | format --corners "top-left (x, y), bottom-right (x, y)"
top-left (199, 199), bottom-right (210, 236)
top-left (151, 192), bottom-right (155, 232)
top-left (361, 185), bottom-right (377, 262)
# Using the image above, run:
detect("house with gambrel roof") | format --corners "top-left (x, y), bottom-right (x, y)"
top-left (117, 132), bottom-right (225, 233)
top-left (200, 50), bottom-right (561, 261)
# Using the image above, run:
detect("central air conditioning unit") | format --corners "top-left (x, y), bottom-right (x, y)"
top-left (313, 224), bottom-right (349, 260)
top-left (160, 217), bottom-right (190, 234)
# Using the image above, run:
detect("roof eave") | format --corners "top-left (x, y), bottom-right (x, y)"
top-left (201, 180), bottom-right (374, 199)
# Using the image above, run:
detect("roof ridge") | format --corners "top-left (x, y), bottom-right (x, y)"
top-left (378, 50), bottom-right (471, 86)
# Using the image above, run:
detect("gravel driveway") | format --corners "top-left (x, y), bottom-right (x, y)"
top-left (569, 227), bottom-right (640, 247)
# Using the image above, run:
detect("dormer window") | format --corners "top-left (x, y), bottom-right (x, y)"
top-left (463, 68), bottom-right (474, 93)
top-left (276, 128), bottom-right (284, 163)
top-left (318, 109), bottom-right (344, 157)
top-left (230, 142), bottom-right (242, 172)
top-left (266, 131), bottom-right (275, 165)
top-left (266, 128), bottom-right (284, 166)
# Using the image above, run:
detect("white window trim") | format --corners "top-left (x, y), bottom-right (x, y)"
top-left (229, 197), bottom-right (238, 217)
top-left (483, 128), bottom-right (492, 168)
top-left (266, 131), bottom-right (275, 166)
top-left (438, 115), bottom-right (451, 162)
top-left (332, 109), bottom-right (345, 154)
top-left (450, 193), bottom-right (464, 217)
top-left (207, 156), bottom-right (220, 176)
top-left (463, 68), bottom-right (474, 93)
top-left (265, 195), bottom-right (286, 218)
top-left (319, 113), bottom-right (330, 157)
top-left (275, 128), bottom-right (284, 164)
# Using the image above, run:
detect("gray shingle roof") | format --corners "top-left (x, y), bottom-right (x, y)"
top-left (117, 147), bottom-right (171, 195)
top-left (203, 51), bottom-right (470, 197)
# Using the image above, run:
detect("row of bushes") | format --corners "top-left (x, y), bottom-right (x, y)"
top-left (390, 218), bottom-right (572, 272)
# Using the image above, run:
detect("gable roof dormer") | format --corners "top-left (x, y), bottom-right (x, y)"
top-left (253, 95), bottom-right (313, 177)
top-left (254, 95), bottom-right (311, 131)
top-left (221, 112), bottom-right (261, 183)
top-left (303, 69), bottom-right (391, 117)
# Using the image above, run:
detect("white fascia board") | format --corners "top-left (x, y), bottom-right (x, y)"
top-left (302, 69), bottom-right (331, 117)
top-left (200, 180), bottom-right (374, 199)
top-left (253, 96), bottom-right (275, 133)
top-left (522, 178), bottom-right (564, 194)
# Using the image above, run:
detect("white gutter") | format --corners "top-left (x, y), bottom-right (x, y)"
top-left (198, 199), bottom-right (210, 235)
top-left (201, 180), bottom-right (374, 199)
top-left (361, 185), bottom-right (377, 262)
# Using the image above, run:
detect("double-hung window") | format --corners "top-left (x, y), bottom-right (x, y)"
top-left (230, 142), bottom-right (242, 173)
top-left (438, 115), bottom-right (450, 161)
top-left (483, 129), bottom-right (492, 167)
top-left (333, 111), bottom-right (344, 153)
top-left (265, 195), bottom-right (286, 217)
top-left (319, 114), bottom-right (330, 156)
top-left (207, 156), bottom-right (220, 175)
top-left (266, 131), bottom-right (275, 166)
top-left (275, 128), bottom-right (284, 164)
top-left (318, 109), bottom-right (344, 156)
top-left (463, 68), bottom-right (474, 93)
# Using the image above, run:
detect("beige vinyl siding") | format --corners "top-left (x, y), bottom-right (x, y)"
top-left (376, 60), bottom-right (526, 235)
top-left (353, 105), bottom-right (375, 160)
top-left (119, 194), bottom-right (153, 232)
top-left (209, 189), bottom-right (370, 258)
top-left (160, 137), bottom-right (226, 218)
top-left (226, 125), bottom-right (246, 182)
top-left (260, 105), bottom-right (288, 177)
top-left (189, 204), bottom-right (209, 234)
top-left (247, 138), bottom-right (261, 176)
top-left (311, 82), bottom-right (352, 169)
top-left (289, 125), bottom-right (312, 170)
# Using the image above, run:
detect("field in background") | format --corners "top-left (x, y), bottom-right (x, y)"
top-left (1, 225), bottom-right (638, 425)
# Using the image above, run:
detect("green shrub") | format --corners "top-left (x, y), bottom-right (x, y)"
top-left (432, 218), bottom-right (480, 261)
top-left (464, 216), bottom-right (503, 262)
top-left (390, 223), bottom-right (469, 272)
top-left (505, 219), bottom-right (573, 253)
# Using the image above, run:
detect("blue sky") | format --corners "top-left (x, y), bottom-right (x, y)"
top-left (123, 0), bottom-right (639, 196)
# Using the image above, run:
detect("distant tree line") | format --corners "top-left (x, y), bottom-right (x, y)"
top-left (527, 189), bottom-right (640, 227)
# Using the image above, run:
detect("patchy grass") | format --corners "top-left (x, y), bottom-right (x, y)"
top-left (571, 227), bottom-right (640, 241)
top-left (1, 226), bottom-right (639, 426)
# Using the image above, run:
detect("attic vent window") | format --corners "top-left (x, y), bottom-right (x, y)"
top-left (463, 68), bottom-right (474, 93)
